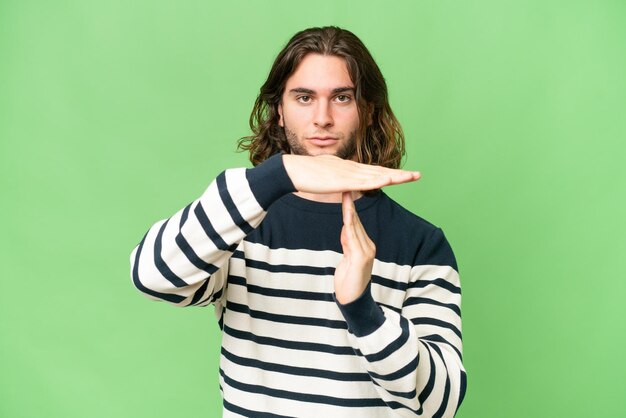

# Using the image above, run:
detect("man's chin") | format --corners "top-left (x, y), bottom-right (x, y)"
top-left (291, 145), bottom-right (341, 158)
top-left (310, 148), bottom-right (341, 157)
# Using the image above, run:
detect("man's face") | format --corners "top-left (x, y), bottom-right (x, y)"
top-left (278, 54), bottom-right (360, 159)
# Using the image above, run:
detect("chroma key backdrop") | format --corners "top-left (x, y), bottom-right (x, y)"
top-left (1, 1), bottom-right (625, 417)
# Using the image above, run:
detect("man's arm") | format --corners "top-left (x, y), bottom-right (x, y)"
top-left (335, 194), bottom-right (466, 417)
top-left (130, 154), bottom-right (296, 306)
top-left (282, 154), bottom-right (421, 194)
top-left (130, 154), bottom-right (421, 307)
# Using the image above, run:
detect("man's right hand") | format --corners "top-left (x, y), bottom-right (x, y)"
top-left (282, 154), bottom-right (421, 194)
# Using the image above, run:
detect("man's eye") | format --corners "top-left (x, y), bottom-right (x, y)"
top-left (297, 96), bottom-right (311, 103)
top-left (336, 95), bottom-right (351, 103)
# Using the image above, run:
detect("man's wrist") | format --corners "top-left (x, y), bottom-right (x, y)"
top-left (334, 283), bottom-right (386, 337)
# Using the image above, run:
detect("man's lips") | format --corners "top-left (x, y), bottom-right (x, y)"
top-left (307, 137), bottom-right (339, 146)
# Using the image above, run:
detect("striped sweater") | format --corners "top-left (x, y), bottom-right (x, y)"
top-left (130, 154), bottom-right (466, 417)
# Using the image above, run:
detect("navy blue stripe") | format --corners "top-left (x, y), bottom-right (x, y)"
top-left (154, 219), bottom-right (188, 288)
top-left (409, 277), bottom-right (461, 294)
top-left (457, 370), bottom-right (467, 412)
top-left (223, 325), bottom-right (356, 355)
top-left (411, 317), bottom-right (462, 340)
top-left (176, 203), bottom-right (219, 275)
top-left (416, 342), bottom-right (437, 412)
top-left (182, 197), bottom-right (226, 306)
top-left (421, 334), bottom-right (463, 361)
top-left (383, 342), bottom-right (436, 415)
top-left (220, 368), bottom-right (386, 408)
top-left (195, 286), bottom-right (224, 306)
top-left (194, 201), bottom-right (230, 251)
top-left (237, 254), bottom-right (333, 276)
top-left (386, 399), bottom-right (421, 414)
top-left (379, 302), bottom-right (401, 313)
top-left (218, 305), bottom-right (225, 330)
top-left (428, 342), bottom-right (452, 418)
top-left (234, 250), bottom-right (414, 293)
top-left (373, 379), bottom-right (417, 399)
top-left (403, 296), bottom-right (461, 316)
top-left (226, 301), bottom-right (348, 330)
top-left (196, 294), bottom-right (212, 306)
top-left (212, 288), bottom-right (224, 303)
top-left (222, 347), bottom-right (371, 382)
top-left (372, 274), bottom-right (408, 291)
top-left (228, 274), bottom-right (333, 302)
top-left (179, 201), bottom-right (191, 224)
top-left (223, 399), bottom-right (294, 418)
top-left (216, 171), bottom-right (254, 235)
top-left (362, 315), bottom-right (410, 363)
top-left (369, 352), bottom-right (419, 382)
top-left (189, 279), bottom-right (210, 306)
top-left (131, 235), bottom-right (185, 304)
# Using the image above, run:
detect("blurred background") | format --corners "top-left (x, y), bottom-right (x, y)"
top-left (1, 1), bottom-right (625, 417)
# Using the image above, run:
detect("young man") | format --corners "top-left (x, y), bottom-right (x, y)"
top-left (131, 27), bottom-right (466, 417)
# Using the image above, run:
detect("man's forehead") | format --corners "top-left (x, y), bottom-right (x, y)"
top-left (284, 53), bottom-right (354, 92)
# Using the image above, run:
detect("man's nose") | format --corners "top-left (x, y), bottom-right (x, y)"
top-left (313, 100), bottom-right (333, 128)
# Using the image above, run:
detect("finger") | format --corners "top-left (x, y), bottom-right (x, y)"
top-left (382, 169), bottom-right (421, 186)
top-left (356, 170), bottom-right (420, 191)
top-left (350, 205), bottom-right (373, 255)
top-left (396, 170), bottom-right (421, 182)
top-left (340, 193), bottom-right (353, 254)
top-left (340, 194), bottom-right (370, 257)
top-left (342, 191), bottom-right (353, 226)
top-left (339, 224), bottom-right (349, 250)
top-left (341, 192), bottom-right (363, 256)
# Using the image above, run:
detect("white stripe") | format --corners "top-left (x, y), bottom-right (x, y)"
top-left (197, 180), bottom-right (245, 245)
top-left (178, 201), bottom-right (229, 265)
top-left (225, 168), bottom-right (266, 227)
top-left (222, 327), bottom-right (361, 377)
top-left (220, 377), bottom-right (389, 418)
top-left (410, 264), bottom-right (460, 288)
top-left (243, 242), bottom-right (418, 286)
top-left (419, 341), bottom-right (453, 418)
top-left (221, 354), bottom-right (378, 400)
top-left (244, 241), bottom-right (342, 267)
top-left (226, 281), bottom-right (343, 321)
top-left (222, 309), bottom-right (352, 354)
top-left (159, 205), bottom-right (220, 284)
top-left (135, 219), bottom-right (201, 300)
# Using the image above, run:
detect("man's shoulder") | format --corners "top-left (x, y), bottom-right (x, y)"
top-left (375, 192), bottom-right (439, 235)
top-left (366, 192), bottom-right (457, 267)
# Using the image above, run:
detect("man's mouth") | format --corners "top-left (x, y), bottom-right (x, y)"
top-left (307, 136), bottom-right (339, 146)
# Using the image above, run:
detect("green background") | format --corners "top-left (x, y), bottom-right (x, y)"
top-left (1, 1), bottom-right (625, 417)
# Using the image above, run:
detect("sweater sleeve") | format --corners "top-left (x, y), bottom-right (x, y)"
top-left (130, 154), bottom-right (296, 307)
top-left (336, 228), bottom-right (466, 417)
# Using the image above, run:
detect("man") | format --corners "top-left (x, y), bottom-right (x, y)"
top-left (131, 26), bottom-right (466, 417)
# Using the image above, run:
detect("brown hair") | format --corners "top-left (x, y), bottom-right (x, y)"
top-left (238, 26), bottom-right (405, 168)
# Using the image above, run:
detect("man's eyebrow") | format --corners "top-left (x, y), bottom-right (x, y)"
top-left (288, 88), bottom-right (315, 95)
top-left (331, 87), bottom-right (355, 94)
top-left (287, 87), bottom-right (355, 95)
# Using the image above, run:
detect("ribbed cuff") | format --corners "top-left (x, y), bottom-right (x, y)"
top-left (245, 153), bottom-right (296, 210)
top-left (335, 283), bottom-right (386, 337)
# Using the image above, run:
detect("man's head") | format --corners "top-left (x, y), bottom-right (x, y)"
top-left (239, 26), bottom-right (405, 168)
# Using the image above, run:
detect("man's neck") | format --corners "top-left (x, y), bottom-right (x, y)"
top-left (294, 191), bottom-right (363, 203)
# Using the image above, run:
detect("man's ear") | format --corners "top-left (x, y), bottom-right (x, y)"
top-left (277, 103), bottom-right (284, 127)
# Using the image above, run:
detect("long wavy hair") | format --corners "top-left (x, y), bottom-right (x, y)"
top-left (238, 26), bottom-right (405, 168)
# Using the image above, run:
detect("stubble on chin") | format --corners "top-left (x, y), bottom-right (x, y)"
top-left (283, 126), bottom-right (357, 160)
